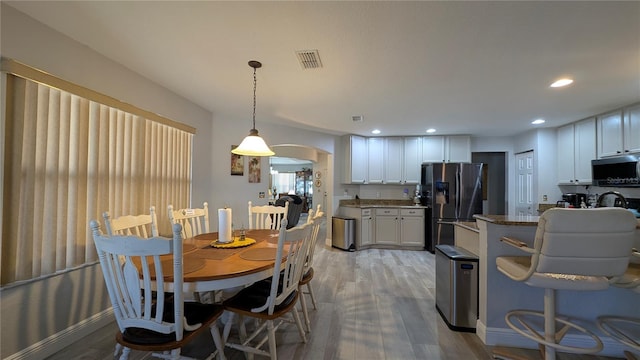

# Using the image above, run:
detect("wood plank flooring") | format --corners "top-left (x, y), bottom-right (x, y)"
top-left (45, 225), bottom-right (624, 360)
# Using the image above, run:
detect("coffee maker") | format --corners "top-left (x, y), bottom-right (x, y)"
top-left (562, 193), bottom-right (586, 207)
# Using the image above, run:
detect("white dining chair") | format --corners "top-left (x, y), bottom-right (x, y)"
top-left (168, 202), bottom-right (210, 239)
top-left (298, 205), bottom-right (324, 332)
top-left (103, 206), bottom-right (159, 238)
top-left (90, 220), bottom-right (225, 360)
top-left (248, 200), bottom-right (288, 230)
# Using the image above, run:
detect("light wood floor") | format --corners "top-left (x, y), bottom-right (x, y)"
top-left (46, 227), bottom-right (624, 360)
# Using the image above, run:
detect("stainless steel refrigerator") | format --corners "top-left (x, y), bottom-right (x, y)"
top-left (421, 162), bottom-right (483, 252)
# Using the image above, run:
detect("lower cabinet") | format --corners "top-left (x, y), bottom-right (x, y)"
top-left (374, 208), bottom-right (399, 245)
top-left (360, 208), bottom-right (375, 247)
top-left (400, 208), bottom-right (425, 246)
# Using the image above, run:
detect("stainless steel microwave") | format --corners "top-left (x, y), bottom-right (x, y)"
top-left (591, 155), bottom-right (640, 187)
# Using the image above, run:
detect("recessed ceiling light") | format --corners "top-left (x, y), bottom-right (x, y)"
top-left (550, 78), bottom-right (573, 88)
top-left (371, 129), bottom-right (381, 134)
top-left (531, 119), bottom-right (545, 125)
top-left (426, 128), bottom-right (436, 133)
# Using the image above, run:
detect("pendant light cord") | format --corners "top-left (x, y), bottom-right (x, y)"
top-left (252, 66), bottom-right (257, 130)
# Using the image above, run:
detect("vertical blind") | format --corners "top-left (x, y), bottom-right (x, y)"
top-left (2, 72), bottom-right (193, 285)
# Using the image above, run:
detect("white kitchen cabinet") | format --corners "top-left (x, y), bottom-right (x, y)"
top-left (597, 110), bottom-right (624, 158)
top-left (343, 135), bottom-right (367, 183)
top-left (421, 136), bottom-right (445, 162)
top-left (624, 104), bottom-right (640, 154)
top-left (367, 137), bottom-right (385, 184)
top-left (374, 208), bottom-right (399, 245)
top-left (446, 135), bottom-right (472, 163)
top-left (399, 208), bottom-right (424, 246)
top-left (402, 137), bottom-right (421, 184)
top-left (421, 135), bottom-right (471, 163)
top-left (384, 137), bottom-right (404, 184)
top-left (557, 118), bottom-right (596, 185)
top-left (361, 209), bottom-right (375, 247)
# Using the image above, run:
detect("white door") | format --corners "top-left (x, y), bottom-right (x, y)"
top-left (515, 151), bottom-right (534, 216)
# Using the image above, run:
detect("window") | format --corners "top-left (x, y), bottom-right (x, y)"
top-left (1, 60), bottom-right (194, 285)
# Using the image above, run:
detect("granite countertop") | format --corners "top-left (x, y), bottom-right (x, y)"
top-left (339, 199), bottom-right (427, 209)
top-left (473, 214), bottom-right (540, 226)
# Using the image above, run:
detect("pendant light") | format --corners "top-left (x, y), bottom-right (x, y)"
top-left (231, 60), bottom-right (275, 157)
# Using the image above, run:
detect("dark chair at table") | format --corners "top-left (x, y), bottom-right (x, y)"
top-left (275, 195), bottom-right (304, 229)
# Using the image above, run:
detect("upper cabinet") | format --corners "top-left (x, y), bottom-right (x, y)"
top-left (343, 135), bottom-right (367, 184)
top-left (422, 135), bottom-right (471, 163)
top-left (367, 137), bottom-right (385, 184)
top-left (402, 137), bottom-right (421, 184)
top-left (557, 118), bottom-right (596, 185)
top-left (384, 137), bottom-right (404, 184)
top-left (597, 105), bottom-right (640, 157)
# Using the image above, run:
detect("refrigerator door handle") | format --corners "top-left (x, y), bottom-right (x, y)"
top-left (455, 169), bottom-right (461, 219)
top-left (437, 220), bottom-right (457, 225)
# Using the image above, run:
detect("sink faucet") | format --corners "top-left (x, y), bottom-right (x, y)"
top-left (596, 191), bottom-right (628, 208)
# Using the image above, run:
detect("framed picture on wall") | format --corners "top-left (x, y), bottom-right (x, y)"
top-left (249, 157), bottom-right (261, 183)
top-left (231, 145), bottom-right (244, 176)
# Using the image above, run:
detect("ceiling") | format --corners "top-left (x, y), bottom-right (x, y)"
top-left (6, 1), bottom-right (640, 138)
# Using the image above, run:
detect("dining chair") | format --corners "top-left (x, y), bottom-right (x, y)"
top-left (493, 208), bottom-right (637, 360)
top-left (168, 202), bottom-right (210, 239)
top-left (299, 205), bottom-right (324, 332)
top-left (222, 218), bottom-right (313, 360)
top-left (248, 200), bottom-right (289, 230)
top-left (103, 206), bottom-right (159, 238)
top-left (89, 220), bottom-right (225, 360)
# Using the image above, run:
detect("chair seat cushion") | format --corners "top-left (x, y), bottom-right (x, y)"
top-left (497, 256), bottom-right (609, 291)
top-left (299, 267), bottom-right (313, 285)
top-left (121, 301), bottom-right (223, 345)
top-left (223, 280), bottom-right (297, 317)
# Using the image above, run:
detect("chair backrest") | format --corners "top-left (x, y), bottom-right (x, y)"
top-left (304, 206), bottom-right (325, 272)
top-left (252, 218), bottom-right (313, 315)
top-left (248, 200), bottom-right (289, 230)
top-left (90, 220), bottom-right (187, 341)
top-left (103, 206), bottom-right (159, 238)
top-left (531, 208), bottom-right (637, 277)
top-left (168, 202), bottom-right (209, 238)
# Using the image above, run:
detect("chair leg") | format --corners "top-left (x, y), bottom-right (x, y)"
top-left (299, 287), bottom-right (311, 332)
top-left (306, 282), bottom-right (317, 310)
top-left (119, 346), bottom-right (130, 360)
top-left (267, 320), bottom-right (278, 360)
top-left (291, 306), bottom-right (308, 343)
top-left (210, 321), bottom-right (226, 360)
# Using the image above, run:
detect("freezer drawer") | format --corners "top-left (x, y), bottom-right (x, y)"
top-left (435, 244), bottom-right (478, 332)
top-left (331, 216), bottom-right (355, 251)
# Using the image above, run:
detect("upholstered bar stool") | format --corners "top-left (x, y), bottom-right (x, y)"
top-left (494, 208), bottom-right (638, 360)
top-left (597, 250), bottom-right (640, 360)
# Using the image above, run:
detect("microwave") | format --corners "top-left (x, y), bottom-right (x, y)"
top-left (591, 155), bottom-right (640, 187)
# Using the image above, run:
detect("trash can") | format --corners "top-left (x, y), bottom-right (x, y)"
top-left (435, 244), bottom-right (478, 332)
top-left (331, 216), bottom-right (355, 251)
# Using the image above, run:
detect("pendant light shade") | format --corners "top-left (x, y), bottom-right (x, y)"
top-left (231, 60), bottom-right (275, 157)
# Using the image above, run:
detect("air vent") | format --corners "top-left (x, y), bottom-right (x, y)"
top-left (296, 50), bottom-right (322, 69)
top-left (352, 115), bottom-right (364, 122)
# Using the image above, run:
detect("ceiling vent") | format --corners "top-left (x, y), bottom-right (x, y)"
top-left (352, 115), bottom-right (364, 122)
top-left (296, 50), bottom-right (322, 69)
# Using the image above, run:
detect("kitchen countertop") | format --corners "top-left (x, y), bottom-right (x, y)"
top-left (339, 199), bottom-right (427, 209)
top-left (473, 214), bottom-right (540, 226)
top-left (454, 221), bottom-right (479, 232)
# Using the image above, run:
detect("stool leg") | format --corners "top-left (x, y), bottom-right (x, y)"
top-left (544, 288), bottom-right (557, 360)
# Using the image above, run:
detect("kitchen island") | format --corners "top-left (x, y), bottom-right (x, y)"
top-left (472, 214), bottom-right (640, 357)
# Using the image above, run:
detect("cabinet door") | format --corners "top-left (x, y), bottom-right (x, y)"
top-left (597, 110), bottom-right (624, 158)
top-left (573, 118), bottom-right (596, 184)
top-left (384, 138), bottom-right (403, 184)
top-left (400, 209), bottom-right (424, 246)
top-left (556, 123), bottom-right (576, 184)
top-left (403, 137), bottom-right (421, 184)
top-left (374, 208), bottom-right (399, 244)
top-left (361, 211), bottom-right (374, 246)
top-left (345, 135), bottom-right (367, 183)
top-left (624, 104), bottom-right (640, 154)
top-left (367, 137), bottom-right (384, 184)
top-left (422, 136), bottom-right (445, 163)
top-left (445, 135), bottom-right (471, 163)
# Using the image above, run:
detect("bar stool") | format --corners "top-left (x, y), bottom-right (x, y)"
top-left (597, 250), bottom-right (640, 360)
top-left (494, 208), bottom-right (638, 360)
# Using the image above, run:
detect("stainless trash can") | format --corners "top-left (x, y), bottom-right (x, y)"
top-left (331, 216), bottom-right (355, 251)
top-left (435, 244), bottom-right (478, 332)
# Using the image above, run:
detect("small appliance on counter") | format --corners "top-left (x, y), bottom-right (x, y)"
top-left (562, 193), bottom-right (586, 208)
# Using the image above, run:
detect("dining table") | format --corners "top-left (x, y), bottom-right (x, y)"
top-left (157, 229), bottom-right (285, 293)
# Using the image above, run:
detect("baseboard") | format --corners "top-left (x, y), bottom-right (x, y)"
top-left (478, 322), bottom-right (627, 358)
top-left (5, 308), bottom-right (114, 360)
